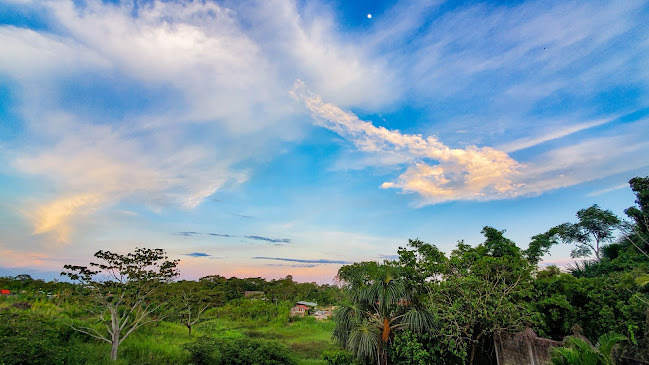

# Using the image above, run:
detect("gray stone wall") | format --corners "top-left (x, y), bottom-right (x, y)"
top-left (494, 328), bottom-right (562, 365)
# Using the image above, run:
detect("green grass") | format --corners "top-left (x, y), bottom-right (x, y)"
top-left (1, 296), bottom-right (339, 364)
top-left (193, 316), bottom-right (337, 363)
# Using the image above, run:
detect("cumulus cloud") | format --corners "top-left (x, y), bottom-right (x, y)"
top-left (292, 80), bottom-right (522, 204)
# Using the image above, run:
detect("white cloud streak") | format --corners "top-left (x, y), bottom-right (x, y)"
top-left (498, 116), bottom-right (617, 153)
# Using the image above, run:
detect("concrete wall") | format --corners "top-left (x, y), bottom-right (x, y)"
top-left (494, 328), bottom-right (562, 365)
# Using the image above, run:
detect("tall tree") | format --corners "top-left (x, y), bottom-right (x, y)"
top-left (333, 262), bottom-right (435, 365)
top-left (625, 176), bottom-right (649, 232)
top-left (62, 248), bottom-right (179, 361)
top-left (554, 205), bottom-right (621, 260)
top-left (397, 228), bottom-right (535, 364)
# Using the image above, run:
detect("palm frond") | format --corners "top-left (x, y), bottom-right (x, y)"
top-left (347, 320), bottom-right (381, 363)
top-left (595, 332), bottom-right (626, 364)
top-left (393, 307), bottom-right (437, 333)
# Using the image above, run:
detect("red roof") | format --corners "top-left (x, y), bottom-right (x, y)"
top-left (0, 289), bottom-right (10, 295)
top-left (293, 304), bottom-right (309, 310)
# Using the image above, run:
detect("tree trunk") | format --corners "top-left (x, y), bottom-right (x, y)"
top-left (379, 347), bottom-right (388, 365)
top-left (188, 325), bottom-right (192, 336)
top-left (110, 310), bottom-right (120, 361)
top-left (110, 339), bottom-right (119, 361)
top-left (469, 342), bottom-right (476, 365)
top-left (469, 333), bottom-right (483, 365)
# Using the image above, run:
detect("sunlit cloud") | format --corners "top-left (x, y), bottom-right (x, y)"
top-left (292, 80), bottom-right (522, 204)
top-left (29, 193), bottom-right (105, 242)
top-left (293, 81), bottom-right (649, 205)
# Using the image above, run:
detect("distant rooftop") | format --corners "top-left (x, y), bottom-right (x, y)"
top-left (296, 301), bottom-right (317, 307)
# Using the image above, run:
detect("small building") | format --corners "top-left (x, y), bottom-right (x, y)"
top-left (296, 300), bottom-right (317, 307)
top-left (1, 289), bottom-right (10, 295)
top-left (290, 304), bottom-right (310, 317)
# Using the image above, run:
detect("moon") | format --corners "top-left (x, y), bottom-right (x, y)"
top-left (367, 14), bottom-right (372, 19)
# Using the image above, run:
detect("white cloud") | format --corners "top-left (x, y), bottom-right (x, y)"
top-left (292, 80), bottom-right (522, 204)
top-left (0, 0), bottom-right (393, 242)
top-left (293, 81), bottom-right (649, 205)
top-left (498, 116), bottom-right (617, 153)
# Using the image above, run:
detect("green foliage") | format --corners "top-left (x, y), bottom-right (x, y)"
top-left (625, 176), bottom-right (649, 232)
top-left (550, 333), bottom-right (626, 365)
top-left (184, 336), bottom-right (297, 365)
top-left (387, 331), bottom-right (448, 365)
top-left (208, 298), bottom-right (291, 325)
top-left (333, 262), bottom-right (435, 364)
top-left (322, 350), bottom-right (357, 365)
top-left (396, 228), bottom-right (535, 364)
top-left (0, 311), bottom-right (78, 365)
top-left (553, 205), bottom-right (621, 260)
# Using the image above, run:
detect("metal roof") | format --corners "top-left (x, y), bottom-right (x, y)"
top-left (296, 301), bottom-right (317, 307)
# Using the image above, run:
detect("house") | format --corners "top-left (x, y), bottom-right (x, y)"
top-left (1, 289), bottom-right (10, 295)
top-left (296, 300), bottom-right (317, 307)
top-left (290, 304), bottom-right (310, 317)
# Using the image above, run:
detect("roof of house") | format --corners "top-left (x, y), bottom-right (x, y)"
top-left (296, 301), bottom-right (317, 307)
top-left (292, 304), bottom-right (309, 310)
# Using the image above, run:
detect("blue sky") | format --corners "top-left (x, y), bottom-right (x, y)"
top-left (0, 0), bottom-right (648, 283)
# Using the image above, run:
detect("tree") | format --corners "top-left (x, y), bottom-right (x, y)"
top-left (61, 248), bottom-right (179, 361)
top-left (625, 176), bottom-right (649, 232)
top-left (333, 262), bottom-right (435, 365)
top-left (178, 290), bottom-right (209, 336)
top-left (397, 228), bottom-right (536, 364)
top-left (554, 205), bottom-right (621, 260)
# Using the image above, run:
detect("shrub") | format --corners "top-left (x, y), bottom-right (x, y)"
top-left (0, 311), bottom-right (77, 365)
top-left (322, 349), bottom-right (358, 365)
top-left (184, 336), bottom-right (297, 365)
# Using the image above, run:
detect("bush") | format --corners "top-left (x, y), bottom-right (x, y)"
top-left (184, 336), bottom-right (297, 365)
top-left (208, 299), bottom-right (290, 324)
top-left (0, 311), bottom-right (77, 365)
top-left (322, 349), bottom-right (358, 365)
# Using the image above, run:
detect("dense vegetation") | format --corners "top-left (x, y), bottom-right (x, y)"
top-left (1, 176), bottom-right (648, 364)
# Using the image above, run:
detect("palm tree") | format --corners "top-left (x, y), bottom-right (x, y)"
top-left (333, 263), bottom-right (435, 365)
top-left (551, 332), bottom-right (626, 365)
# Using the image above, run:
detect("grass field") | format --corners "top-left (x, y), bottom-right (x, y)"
top-left (1, 297), bottom-right (339, 364)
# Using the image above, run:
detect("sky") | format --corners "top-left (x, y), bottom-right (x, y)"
top-left (0, 0), bottom-right (648, 284)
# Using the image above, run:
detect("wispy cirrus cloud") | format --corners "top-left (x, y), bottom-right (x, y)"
top-left (253, 256), bottom-right (352, 264)
top-left (172, 232), bottom-right (290, 244)
top-left (587, 184), bottom-right (629, 197)
top-left (184, 252), bottom-right (211, 257)
top-left (0, 0), bottom-right (390, 243)
top-left (246, 236), bottom-right (292, 244)
top-left (497, 117), bottom-right (618, 153)
top-left (206, 233), bottom-right (236, 237)
top-left (175, 232), bottom-right (201, 237)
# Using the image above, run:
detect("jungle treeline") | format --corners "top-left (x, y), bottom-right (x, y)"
top-left (1, 176), bottom-right (648, 365)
